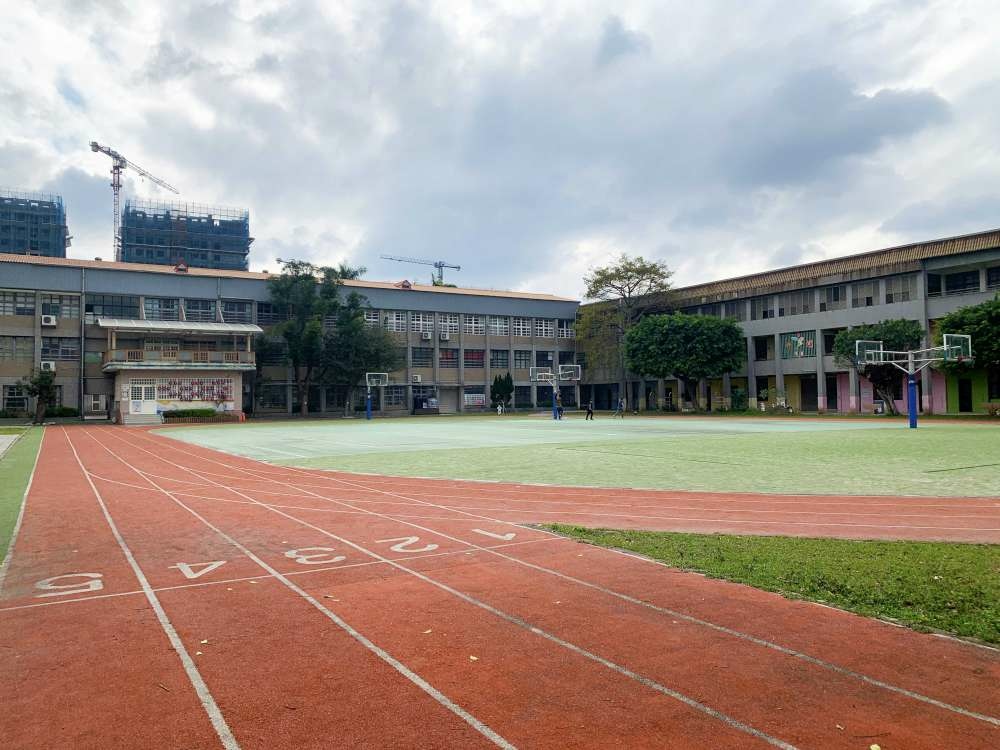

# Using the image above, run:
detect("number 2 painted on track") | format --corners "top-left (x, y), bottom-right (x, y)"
top-left (285, 547), bottom-right (346, 565)
top-left (35, 573), bottom-right (104, 598)
top-left (170, 561), bottom-right (227, 580)
top-left (375, 536), bottom-right (439, 553)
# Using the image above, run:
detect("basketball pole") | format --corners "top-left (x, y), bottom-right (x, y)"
top-left (552, 377), bottom-right (559, 421)
top-left (366, 385), bottom-right (372, 421)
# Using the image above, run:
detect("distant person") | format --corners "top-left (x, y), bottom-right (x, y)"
top-left (585, 399), bottom-right (594, 420)
top-left (497, 402), bottom-right (503, 416)
top-left (615, 397), bottom-right (625, 419)
top-left (556, 392), bottom-right (564, 420)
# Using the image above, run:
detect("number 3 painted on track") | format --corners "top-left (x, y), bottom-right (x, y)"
top-left (284, 547), bottom-right (346, 565)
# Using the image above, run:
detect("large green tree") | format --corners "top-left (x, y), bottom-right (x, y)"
top-left (832, 319), bottom-right (924, 414)
top-left (624, 313), bottom-right (745, 407)
top-left (579, 255), bottom-right (672, 407)
top-left (268, 259), bottom-right (365, 415)
top-left (490, 372), bottom-right (514, 408)
top-left (936, 295), bottom-right (1000, 374)
top-left (20, 368), bottom-right (58, 424)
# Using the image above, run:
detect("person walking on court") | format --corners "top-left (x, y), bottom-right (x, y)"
top-left (585, 399), bottom-right (594, 420)
top-left (615, 396), bottom-right (625, 418)
top-left (556, 391), bottom-right (564, 420)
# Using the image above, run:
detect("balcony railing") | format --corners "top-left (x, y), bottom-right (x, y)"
top-left (104, 349), bottom-right (254, 366)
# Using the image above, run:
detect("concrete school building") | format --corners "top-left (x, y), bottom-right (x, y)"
top-left (580, 228), bottom-right (1000, 415)
top-left (0, 253), bottom-right (580, 423)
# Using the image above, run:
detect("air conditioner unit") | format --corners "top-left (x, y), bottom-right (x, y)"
top-left (412, 374), bottom-right (422, 383)
top-left (421, 331), bottom-right (433, 340)
top-left (40, 361), bottom-right (56, 372)
top-left (440, 332), bottom-right (450, 341)
top-left (40, 314), bottom-right (57, 327)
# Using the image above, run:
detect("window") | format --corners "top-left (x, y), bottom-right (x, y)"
top-left (411, 312), bottom-right (434, 333)
top-left (535, 350), bottom-right (554, 367)
top-left (987, 267), bottom-right (1000, 290)
top-left (777, 290), bottom-right (813, 316)
top-left (724, 301), bottom-right (746, 321)
top-left (384, 386), bottom-right (406, 406)
top-left (820, 285), bottom-right (846, 311)
top-left (439, 348), bottom-right (458, 368)
top-left (222, 300), bottom-right (252, 323)
top-left (40, 294), bottom-right (80, 318)
top-left (699, 303), bottom-right (721, 317)
top-left (384, 311), bottom-right (407, 332)
top-left (463, 315), bottom-right (486, 335)
top-left (575, 351), bottom-right (586, 368)
top-left (85, 294), bottom-right (138, 319)
top-left (514, 385), bottom-right (532, 406)
top-left (751, 296), bottom-right (774, 320)
top-left (535, 318), bottom-right (555, 337)
top-left (435, 313), bottom-right (457, 334)
top-left (143, 337), bottom-right (180, 353)
top-left (490, 349), bottom-right (509, 368)
top-left (258, 384), bottom-right (287, 409)
top-left (558, 351), bottom-right (575, 365)
top-left (754, 336), bottom-right (771, 361)
top-left (756, 376), bottom-right (770, 401)
top-left (512, 317), bottom-right (532, 337)
top-left (3, 385), bottom-right (28, 413)
top-left (259, 339), bottom-right (288, 365)
top-left (411, 347), bottom-right (433, 367)
top-left (852, 281), bottom-right (878, 308)
top-left (780, 331), bottom-right (816, 358)
top-left (989, 368), bottom-right (1000, 400)
top-left (823, 330), bottom-right (842, 355)
top-left (144, 297), bottom-right (180, 321)
top-left (364, 309), bottom-right (380, 328)
top-left (184, 299), bottom-right (217, 322)
top-left (944, 271), bottom-right (980, 294)
top-left (0, 291), bottom-right (36, 316)
top-left (884, 275), bottom-right (916, 304)
top-left (257, 302), bottom-right (283, 325)
top-left (927, 274), bottom-right (942, 297)
top-left (557, 319), bottom-right (575, 338)
top-left (488, 315), bottom-right (509, 336)
top-left (514, 350), bottom-right (532, 369)
top-left (41, 336), bottom-right (80, 360)
top-left (0, 336), bottom-right (33, 361)
top-left (464, 349), bottom-right (485, 368)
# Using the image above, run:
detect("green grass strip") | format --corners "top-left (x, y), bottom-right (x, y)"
top-left (0, 427), bottom-right (43, 562)
top-left (546, 524), bottom-right (1000, 644)
top-left (0, 427), bottom-right (28, 436)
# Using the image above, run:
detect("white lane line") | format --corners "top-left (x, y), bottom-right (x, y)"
top-left (107, 430), bottom-right (798, 750)
top-left (0, 427), bottom-right (43, 597)
top-left (81, 430), bottom-right (516, 750)
top-left (61, 428), bottom-right (241, 750)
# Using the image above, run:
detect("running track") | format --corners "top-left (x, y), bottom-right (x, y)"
top-left (0, 426), bottom-right (995, 749)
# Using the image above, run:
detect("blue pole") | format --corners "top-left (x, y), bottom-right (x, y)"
top-left (366, 388), bottom-right (372, 421)
top-left (907, 374), bottom-right (917, 429)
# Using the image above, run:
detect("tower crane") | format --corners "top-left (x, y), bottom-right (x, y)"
top-left (89, 141), bottom-right (179, 261)
top-left (380, 254), bottom-right (462, 285)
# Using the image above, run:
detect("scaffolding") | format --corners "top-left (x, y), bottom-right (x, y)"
top-left (121, 198), bottom-right (252, 270)
top-left (0, 188), bottom-right (69, 257)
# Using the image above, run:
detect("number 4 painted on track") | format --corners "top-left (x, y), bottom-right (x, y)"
top-left (472, 529), bottom-right (516, 541)
top-left (171, 561), bottom-right (227, 580)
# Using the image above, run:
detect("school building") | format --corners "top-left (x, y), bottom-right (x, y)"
top-left (581, 228), bottom-right (1000, 415)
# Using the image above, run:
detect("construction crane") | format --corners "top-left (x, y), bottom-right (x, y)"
top-left (89, 141), bottom-right (179, 261)
top-left (380, 254), bottom-right (462, 285)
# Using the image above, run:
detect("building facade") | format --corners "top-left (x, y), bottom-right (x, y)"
top-left (0, 254), bottom-right (579, 422)
top-left (582, 229), bottom-right (1000, 415)
top-left (0, 189), bottom-right (70, 258)
top-left (120, 199), bottom-right (252, 271)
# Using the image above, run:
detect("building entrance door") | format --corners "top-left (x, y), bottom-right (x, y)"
top-left (958, 378), bottom-right (973, 412)
top-left (800, 375), bottom-right (818, 412)
top-left (129, 379), bottom-right (157, 415)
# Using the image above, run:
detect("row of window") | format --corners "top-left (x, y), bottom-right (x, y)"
top-left (378, 311), bottom-right (576, 338)
top-left (744, 276), bottom-right (920, 321)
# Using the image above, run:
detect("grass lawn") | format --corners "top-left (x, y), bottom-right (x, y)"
top-left (0, 427), bottom-right (42, 561)
top-left (547, 524), bottom-right (1000, 644)
top-left (0, 427), bottom-right (27, 436)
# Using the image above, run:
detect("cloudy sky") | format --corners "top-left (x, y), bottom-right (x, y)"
top-left (2, 1), bottom-right (997, 298)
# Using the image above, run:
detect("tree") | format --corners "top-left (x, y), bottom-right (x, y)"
top-left (580, 255), bottom-right (672, 407)
top-left (491, 372), bottom-right (514, 408)
top-left (322, 292), bottom-right (403, 415)
top-left (267, 259), bottom-right (365, 415)
top-left (832, 319), bottom-right (924, 414)
top-left (936, 295), bottom-right (1000, 374)
top-left (20, 368), bottom-right (58, 424)
top-left (624, 313), bottom-right (745, 407)
top-left (249, 334), bottom-right (288, 414)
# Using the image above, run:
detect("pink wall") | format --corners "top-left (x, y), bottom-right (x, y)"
top-left (838, 370), bottom-right (947, 414)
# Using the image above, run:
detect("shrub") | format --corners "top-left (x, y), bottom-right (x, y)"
top-left (47, 406), bottom-right (80, 417)
top-left (163, 408), bottom-right (219, 419)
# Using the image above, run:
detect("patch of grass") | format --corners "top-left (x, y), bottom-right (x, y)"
top-left (547, 524), bottom-right (1000, 644)
top-left (0, 427), bottom-right (27, 436)
top-left (0, 427), bottom-right (43, 561)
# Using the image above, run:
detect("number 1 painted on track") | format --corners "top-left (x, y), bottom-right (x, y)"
top-left (472, 529), bottom-right (517, 541)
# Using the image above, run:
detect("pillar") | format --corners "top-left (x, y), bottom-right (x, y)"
top-left (698, 378), bottom-right (708, 410)
top-left (774, 333), bottom-right (785, 405)
top-left (849, 367), bottom-right (859, 412)
top-left (745, 337), bottom-right (757, 410)
top-left (722, 373), bottom-right (731, 410)
top-left (815, 329), bottom-right (826, 412)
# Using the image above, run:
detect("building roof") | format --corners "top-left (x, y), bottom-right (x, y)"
top-left (96, 318), bottom-right (262, 335)
top-left (670, 227), bottom-right (1000, 303)
top-left (0, 253), bottom-right (577, 303)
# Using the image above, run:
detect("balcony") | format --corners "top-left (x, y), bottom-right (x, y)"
top-left (102, 349), bottom-right (255, 372)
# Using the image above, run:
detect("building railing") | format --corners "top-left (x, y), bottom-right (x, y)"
top-left (104, 349), bottom-right (254, 365)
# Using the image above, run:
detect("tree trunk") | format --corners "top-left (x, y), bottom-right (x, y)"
top-left (875, 385), bottom-right (899, 415)
top-left (343, 386), bottom-right (354, 417)
top-left (295, 367), bottom-right (309, 416)
top-left (34, 401), bottom-right (47, 424)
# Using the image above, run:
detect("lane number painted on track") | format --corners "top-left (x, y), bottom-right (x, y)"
top-left (170, 561), bottom-right (227, 580)
top-left (35, 573), bottom-right (104, 598)
top-left (284, 547), bottom-right (346, 565)
top-left (472, 529), bottom-right (517, 542)
top-left (375, 536), bottom-right (440, 553)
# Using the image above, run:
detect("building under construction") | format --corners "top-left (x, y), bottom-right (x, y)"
top-left (0, 189), bottom-right (70, 257)
top-left (120, 199), bottom-right (252, 270)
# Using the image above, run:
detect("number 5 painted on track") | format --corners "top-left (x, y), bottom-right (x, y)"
top-left (35, 573), bottom-right (104, 598)
top-left (285, 547), bottom-right (346, 565)
top-left (170, 561), bottom-right (227, 580)
top-left (375, 536), bottom-right (439, 553)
